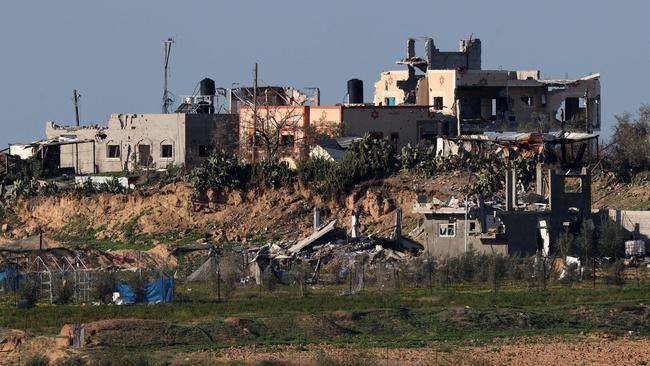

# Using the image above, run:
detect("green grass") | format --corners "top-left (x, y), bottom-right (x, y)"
top-left (2, 284), bottom-right (649, 339)
top-left (50, 213), bottom-right (210, 250)
top-left (3, 283), bottom-right (650, 365)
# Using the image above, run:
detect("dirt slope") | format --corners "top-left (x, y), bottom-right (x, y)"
top-left (2, 171), bottom-right (647, 251)
top-left (1, 173), bottom-right (468, 249)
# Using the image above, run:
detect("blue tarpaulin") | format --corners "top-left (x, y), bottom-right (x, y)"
top-left (145, 278), bottom-right (174, 304)
top-left (116, 278), bottom-right (173, 304)
top-left (116, 283), bottom-right (136, 304)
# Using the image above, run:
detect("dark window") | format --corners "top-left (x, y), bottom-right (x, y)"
top-left (564, 177), bottom-right (582, 193)
top-left (439, 223), bottom-right (456, 237)
top-left (199, 145), bottom-right (214, 158)
top-left (369, 131), bottom-right (384, 140)
top-left (280, 134), bottom-right (295, 147)
top-left (107, 145), bottom-right (120, 158)
top-left (161, 144), bottom-right (173, 158)
top-left (433, 97), bottom-right (444, 110)
top-left (469, 222), bottom-right (476, 233)
top-left (521, 96), bottom-right (534, 106)
top-left (138, 145), bottom-right (151, 167)
top-left (248, 133), bottom-right (263, 147)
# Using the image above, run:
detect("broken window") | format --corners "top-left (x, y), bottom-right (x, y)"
top-left (280, 134), bottom-right (295, 148)
top-left (199, 145), bottom-right (214, 158)
top-left (107, 144), bottom-right (120, 159)
top-left (433, 97), bottom-right (444, 110)
top-left (521, 96), bottom-right (534, 107)
top-left (439, 223), bottom-right (456, 237)
top-left (564, 177), bottom-right (582, 193)
top-left (161, 144), bottom-right (173, 159)
top-left (469, 222), bottom-right (476, 233)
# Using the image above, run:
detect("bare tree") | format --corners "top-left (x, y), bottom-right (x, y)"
top-left (242, 106), bottom-right (307, 162)
top-left (242, 105), bottom-right (343, 163)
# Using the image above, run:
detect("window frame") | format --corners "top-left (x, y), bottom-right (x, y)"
top-left (106, 144), bottom-right (121, 159)
top-left (433, 97), bottom-right (444, 111)
top-left (161, 144), bottom-right (174, 159)
top-left (438, 223), bottom-right (457, 238)
top-left (280, 134), bottom-right (295, 148)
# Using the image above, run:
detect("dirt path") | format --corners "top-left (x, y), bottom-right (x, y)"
top-left (172, 336), bottom-right (650, 365)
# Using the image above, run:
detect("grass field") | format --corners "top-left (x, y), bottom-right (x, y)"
top-left (2, 282), bottom-right (650, 365)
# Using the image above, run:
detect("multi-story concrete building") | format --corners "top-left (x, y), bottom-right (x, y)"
top-left (373, 37), bottom-right (601, 134)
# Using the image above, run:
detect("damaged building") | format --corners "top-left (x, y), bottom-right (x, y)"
top-left (413, 131), bottom-right (598, 256)
top-left (43, 79), bottom-right (238, 174)
top-left (374, 37), bottom-right (601, 134)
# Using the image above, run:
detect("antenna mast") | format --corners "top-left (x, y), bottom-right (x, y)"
top-left (73, 89), bottom-right (81, 126)
top-left (162, 37), bottom-right (175, 113)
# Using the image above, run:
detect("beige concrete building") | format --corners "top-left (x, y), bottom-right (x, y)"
top-left (239, 104), bottom-right (455, 163)
top-left (374, 37), bottom-right (601, 134)
top-left (45, 113), bottom-right (237, 174)
top-left (239, 105), bottom-right (342, 166)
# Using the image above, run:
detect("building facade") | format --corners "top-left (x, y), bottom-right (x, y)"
top-left (373, 37), bottom-right (601, 134)
top-left (45, 113), bottom-right (238, 174)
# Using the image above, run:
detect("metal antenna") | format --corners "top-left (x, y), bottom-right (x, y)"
top-left (162, 37), bottom-right (175, 113)
top-left (73, 89), bottom-right (81, 126)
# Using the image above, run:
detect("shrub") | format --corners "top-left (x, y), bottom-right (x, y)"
top-left (603, 260), bottom-right (626, 286)
top-left (605, 105), bottom-right (650, 181)
top-left (188, 150), bottom-right (248, 192)
top-left (297, 135), bottom-right (397, 198)
top-left (92, 272), bottom-right (117, 303)
top-left (261, 266), bottom-right (278, 293)
top-left (18, 278), bottom-right (41, 308)
top-left (54, 275), bottom-right (75, 304)
top-left (253, 160), bottom-right (294, 189)
top-left (400, 143), bottom-right (537, 200)
top-left (56, 356), bottom-right (86, 366)
top-left (25, 354), bottom-right (49, 366)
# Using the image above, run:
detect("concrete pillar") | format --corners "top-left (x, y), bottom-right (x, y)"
top-left (506, 168), bottom-right (517, 211)
top-left (536, 163), bottom-right (545, 196)
top-left (313, 207), bottom-right (321, 232)
top-left (407, 38), bottom-right (415, 58)
top-left (351, 207), bottom-right (361, 239)
top-left (424, 38), bottom-right (434, 69)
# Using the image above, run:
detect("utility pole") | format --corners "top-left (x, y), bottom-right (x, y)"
top-left (73, 89), bottom-right (81, 174)
top-left (584, 89), bottom-right (590, 133)
top-left (73, 90), bottom-right (81, 126)
top-left (252, 62), bottom-right (258, 164)
top-left (162, 38), bottom-right (175, 113)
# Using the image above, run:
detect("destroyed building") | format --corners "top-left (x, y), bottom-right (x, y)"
top-left (42, 79), bottom-right (238, 174)
top-left (413, 131), bottom-right (598, 256)
top-left (373, 37), bottom-right (601, 134)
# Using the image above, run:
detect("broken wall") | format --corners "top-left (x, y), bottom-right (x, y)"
top-left (47, 113), bottom-right (234, 173)
top-left (420, 212), bottom-right (507, 257)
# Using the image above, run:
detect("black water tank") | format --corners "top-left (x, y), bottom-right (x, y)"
top-left (347, 79), bottom-right (363, 104)
top-left (200, 78), bottom-right (216, 96)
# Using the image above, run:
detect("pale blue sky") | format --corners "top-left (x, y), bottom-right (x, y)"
top-left (0, 0), bottom-right (647, 148)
